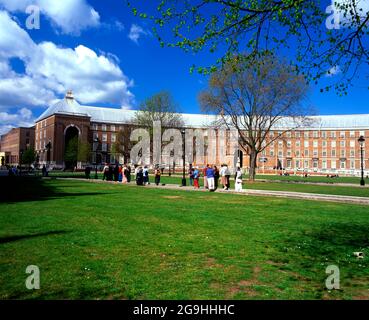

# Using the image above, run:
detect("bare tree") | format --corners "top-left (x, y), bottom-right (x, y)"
top-left (134, 91), bottom-right (184, 131)
top-left (199, 54), bottom-right (313, 180)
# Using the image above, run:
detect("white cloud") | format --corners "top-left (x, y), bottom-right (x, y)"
top-left (326, 65), bottom-right (341, 77)
top-left (0, 0), bottom-right (100, 34)
top-left (0, 108), bottom-right (35, 134)
top-left (128, 24), bottom-right (148, 44)
top-left (0, 10), bottom-right (135, 133)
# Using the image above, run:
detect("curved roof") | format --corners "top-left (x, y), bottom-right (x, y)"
top-left (37, 95), bottom-right (369, 129)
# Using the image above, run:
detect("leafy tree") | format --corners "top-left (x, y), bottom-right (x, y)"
top-left (127, 0), bottom-right (369, 94)
top-left (111, 126), bottom-right (133, 164)
top-left (199, 54), bottom-right (312, 180)
top-left (22, 147), bottom-right (36, 169)
top-left (78, 141), bottom-right (91, 163)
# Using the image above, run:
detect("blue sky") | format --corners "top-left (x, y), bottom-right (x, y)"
top-left (0, 0), bottom-right (368, 134)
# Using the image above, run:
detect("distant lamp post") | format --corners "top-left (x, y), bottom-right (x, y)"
top-left (358, 135), bottom-right (365, 186)
top-left (94, 137), bottom-right (99, 179)
top-left (181, 129), bottom-right (186, 187)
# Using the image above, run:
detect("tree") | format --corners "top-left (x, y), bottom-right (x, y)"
top-left (128, 0), bottom-right (369, 94)
top-left (134, 91), bottom-right (185, 130)
top-left (22, 147), bottom-right (36, 170)
top-left (111, 126), bottom-right (133, 164)
top-left (77, 141), bottom-right (91, 163)
top-left (199, 54), bottom-right (312, 181)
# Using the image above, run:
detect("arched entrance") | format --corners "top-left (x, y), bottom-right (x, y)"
top-left (64, 126), bottom-right (80, 169)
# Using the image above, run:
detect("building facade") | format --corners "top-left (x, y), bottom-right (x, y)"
top-left (0, 127), bottom-right (35, 165)
top-left (30, 91), bottom-right (368, 176)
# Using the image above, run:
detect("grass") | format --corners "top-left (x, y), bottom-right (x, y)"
top-left (1, 177), bottom-right (369, 300)
top-left (47, 170), bottom-right (367, 185)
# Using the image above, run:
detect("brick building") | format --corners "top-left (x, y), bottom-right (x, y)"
top-left (32, 91), bottom-right (368, 176)
top-left (0, 127), bottom-right (35, 165)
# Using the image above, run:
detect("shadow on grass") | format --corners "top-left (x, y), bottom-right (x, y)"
top-left (276, 222), bottom-right (369, 275)
top-left (0, 177), bottom-right (111, 204)
top-left (0, 230), bottom-right (70, 244)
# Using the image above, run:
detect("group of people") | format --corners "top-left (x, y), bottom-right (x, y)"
top-left (188, 164), bottom-right (244, 192)
top-left (100, 163), bottom-right (132, 183)
top-left (94, 162), bottom-right (244, 192)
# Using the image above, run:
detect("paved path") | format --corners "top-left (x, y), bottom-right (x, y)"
top-left (56, 177), bottom-right (369, 205)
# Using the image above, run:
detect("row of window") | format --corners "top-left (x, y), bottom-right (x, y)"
top-left (265, 149), bottom-right (365, 158)
top-left (284, 159), bottom-right (365, 170)
top-left (92, 124), bottom-right (124, 132)
top-left (269, 130), bottom-right (366, 139)
top-left (269, 139), bottom-right (364, 148)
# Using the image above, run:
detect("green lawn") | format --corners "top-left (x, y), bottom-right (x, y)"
top-left (1, 178), bottom-right (369, 300)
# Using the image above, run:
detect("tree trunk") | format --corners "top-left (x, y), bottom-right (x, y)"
top-left (249, 150), bottom-right (258, 181)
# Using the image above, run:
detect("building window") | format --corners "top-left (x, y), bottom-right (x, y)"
top-left (340, 149), bottom-right (346, 157)
top-left (340, 141), bottom-right (345, 148)
top-left (340, 131), bottom-right (345, 138)
top-left (111, 134), bottom-right (116, 143)
top-left (322, 149), bottom-right (327, 157)
top-left (295, 160), bottom-right (300, 168)
top-left (349, 140), bottom-right (355, 148)
top-left (295, 131), bottom-right (301, 139)
top-left (359, 131), bottom-right (365, 136)
top-left (330, 131), bottom-right (336, 138)
top-left (278, 151), bottom-right (283, 157)
top-left (93, 132), bottom-right (99, 140)
top-left (313, 140), bottom-right (318, 148)
top-left (331, 141), bottom-right (336, 148)
top-left (304, 132), bottom-right (309, 139)
top-left (349, 131), bottom-right (355, 137)
top-left (278, 140), bottom-right (283, 148)
top-left (322, 160), bottom-right (327, 169)
top-left (321, 131), bottom-right (327, 139)
top-left (304, 160), bottom-right (309, 168)
top-left (331, 160), bottom-right (336, 169)
top-left (111, 125), bottom-right (116, 132)
top-left (270, 150), bottom-right (274, 157)
top-left (102, 133), bottom-right (107, 142)
top-left (313, 131), bottom-right (319, 138)
top-left (44, 130), bottom-right (46, 138)
top-left (295, 150), bottom-right (300, 157)
top-left (287, 141), bottom-right (291, 148)
top-left (304, 149), bottom-right (309, 157)
top-left (286, 132), bottom-right (291, 138)
top-left (331, 149), bottom-right (336, 157)
top-left (350, 160), bottom-right (355, 169)
top-left (304, 141), bottom-right (309, 148)
top-left (313, 160), bottom-right (318, 168)
top-left (322, 141), bottom-right (327, 147)
top-left (92, 123), bottom-right (98, 131)
top-left (350, 149), bottom-right (355, 157)
top-left (296, 141), bottom-right (301, 148)
top-left (102, 143), bottom-right (107, 152)
top-left (287, 150), bottom-right (292, 157)
top-left (269, 131), bottom-right (274, 138)
top-left (340, 161), bottom-right (346, 169)
top-left (313, 149), bottom-right (318, 157)
top-left (286, 159), bottom-right (292, 168)
top-left (102, 124), bottom-right (107, 131)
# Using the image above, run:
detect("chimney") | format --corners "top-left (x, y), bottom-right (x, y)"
top-left (65, 90), bottom-right (74, 100)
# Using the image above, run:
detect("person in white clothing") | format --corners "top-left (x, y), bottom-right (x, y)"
top-left (235, 167), bottom-right (243, 192)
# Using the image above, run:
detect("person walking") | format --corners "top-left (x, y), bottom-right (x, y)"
top-left (102, 163), bottom-right (109, 181)
top-left (214, 165), bottom-right (220, 190)
top-left (193, 167), bottom-right (200, 189)
top-left (127, 165), bottom-right (132, 183)
top-left (114, 164), bottom-right (119, 182)
top-left (118, 165), bottom-right (123, 182)
top-left (206, 164), bottom-right (215, 192)
top-left (143, 166), bottom-right (149, 185)
top-left (188, 165), bottom-right (194, 186)
top-left (220, 164), bottom-right (227, 189)
top-left (224, 164), bottom-right (231, 190)
top-left (136, 166), bottom-right (144, 185)
top-left (235, 167), bottom-right (243, 192)
top-left (203, 166), bottom-right (208, 189)
top-left (123, 165), bottom-right (129, 184)
top-left (85, 166), bottom-right (91, 179)
top-left (154, 166), bottom-right (161, 186)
